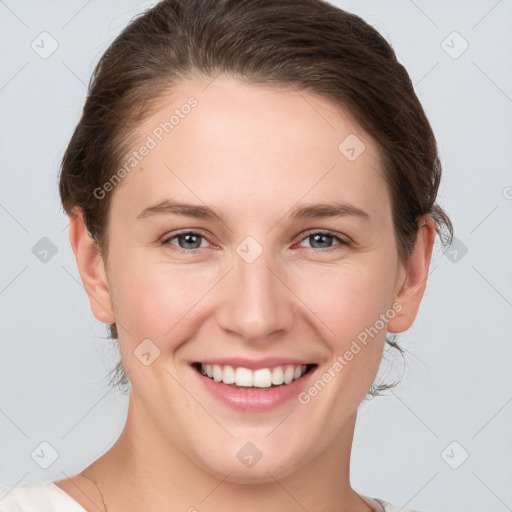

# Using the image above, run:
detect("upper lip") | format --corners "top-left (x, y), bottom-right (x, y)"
top-left (192, 357), bottom-right (315, 370)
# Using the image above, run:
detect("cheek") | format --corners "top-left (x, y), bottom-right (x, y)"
top-left (293, 256), bottom-right (397, 349)
top-left (107, 251), bottom-right (211, 343)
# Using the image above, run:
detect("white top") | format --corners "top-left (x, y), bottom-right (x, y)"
top-left (0, 481), bottom-right (423, 512)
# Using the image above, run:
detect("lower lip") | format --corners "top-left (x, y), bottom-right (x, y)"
top-left (194, 366), bottom-right (317, 411)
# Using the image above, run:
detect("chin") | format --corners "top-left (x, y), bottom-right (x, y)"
top-left (195, 446), bottom-right (302, 485)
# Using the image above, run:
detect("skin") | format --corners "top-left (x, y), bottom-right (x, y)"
top-left (55, 76), bottom-right (435, 512)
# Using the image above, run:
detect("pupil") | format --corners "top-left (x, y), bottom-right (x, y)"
top-left (181, 233), bottom-right (200, 249)
top-left (311, 233), bottom-right (331, 248)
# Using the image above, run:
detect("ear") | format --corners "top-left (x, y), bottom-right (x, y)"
top-left (387, 214), bottom-right (436, 333)
top-left (68, 210), bottom-right (115, 325)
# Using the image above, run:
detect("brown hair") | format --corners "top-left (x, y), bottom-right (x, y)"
top-left (59, 0), bottom-right (453, 395)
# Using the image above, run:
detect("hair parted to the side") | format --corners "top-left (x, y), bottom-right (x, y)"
top-left (59, 0), bottom-right (453, 397)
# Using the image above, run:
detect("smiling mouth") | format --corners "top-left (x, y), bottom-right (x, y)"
top-left (192, 362), bottom-right (317, 390)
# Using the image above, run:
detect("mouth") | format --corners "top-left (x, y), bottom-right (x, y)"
top-left (191, 362), bottom-right (317, 390)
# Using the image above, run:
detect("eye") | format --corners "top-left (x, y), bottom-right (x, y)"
top-left (161, 230), bottom-right (210, 252)
top-left (160, 229), bottom-right (350, 254)
top-left (297, 230), bottom-right (350, 251)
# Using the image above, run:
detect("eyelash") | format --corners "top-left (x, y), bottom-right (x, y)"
top-left (160, 229), bottom-right (350, 254)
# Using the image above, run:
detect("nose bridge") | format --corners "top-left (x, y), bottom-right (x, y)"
top-left (216, 242), bottom-right (294, 341)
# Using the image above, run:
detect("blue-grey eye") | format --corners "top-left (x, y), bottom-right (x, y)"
top-left (167, 232), bottom-right (207, 250)
top-left (298, 231), bottom-right (347, 250)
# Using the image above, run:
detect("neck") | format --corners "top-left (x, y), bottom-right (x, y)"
top-left (81, 392), bottom-right (373, 512)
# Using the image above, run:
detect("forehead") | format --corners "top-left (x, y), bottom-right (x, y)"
top-left (110, 76), bottom-right (391, 225)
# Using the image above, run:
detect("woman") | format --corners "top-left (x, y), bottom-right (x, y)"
top-left (0, 0), bottom-right (452, 510)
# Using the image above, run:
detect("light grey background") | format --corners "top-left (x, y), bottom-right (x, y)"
top-left (1, 1), bottom-right (511, 511)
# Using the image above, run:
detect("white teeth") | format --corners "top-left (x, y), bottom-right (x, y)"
top-left (283, 365), bottom-right (295, 384)
top-left (253, 368), bottom-right (272, 388)
top-left (223, 365), bottom-right (235, 384)
top-left (271, 366), bottom-right (284, 385)
top-left (199, 363), bottom-right (309, 388)
top-left (235, 367), bottom-right (253, 387)
top-left (212, 364), bottom-right (223, 382)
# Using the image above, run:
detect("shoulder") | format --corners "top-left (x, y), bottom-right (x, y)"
top-left (0, 481), bottom-right (87, 512)
top-left (373, 498), bottom-right (426, 512)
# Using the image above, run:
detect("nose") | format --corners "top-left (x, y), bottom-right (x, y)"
top-left (215, 249), bottom-right (295, 344)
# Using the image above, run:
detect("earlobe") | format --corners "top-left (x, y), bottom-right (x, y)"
top-left (68, 210), bottom-right (115, 325)
top-left (387, 215), bottom-right (436, 334)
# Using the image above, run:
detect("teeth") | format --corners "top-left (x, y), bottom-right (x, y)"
top-left (283, 365), bottom-right (295, 384)
top-left (212, 364), bottom-right (223, 382)
top-left (253, 368), bottom-right (272, 388)
top-left (235, 367), bottom-right (253, 387)
top-left (223, 365), bottom-right (235, 384)
top-left (271, 366), bottom-right (284, 385)
top-left (199, 363), bottom-right (308, 388)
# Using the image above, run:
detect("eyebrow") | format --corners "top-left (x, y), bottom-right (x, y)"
top-left (136, 199), bottom-right (371, 222)
top-left (136, 199), bottom-right (225, 222)
top-left (289, 202), bottom-right (370, 221)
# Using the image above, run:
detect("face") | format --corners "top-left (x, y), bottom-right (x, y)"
top-left (77, 76), bottom-right (427, 483)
